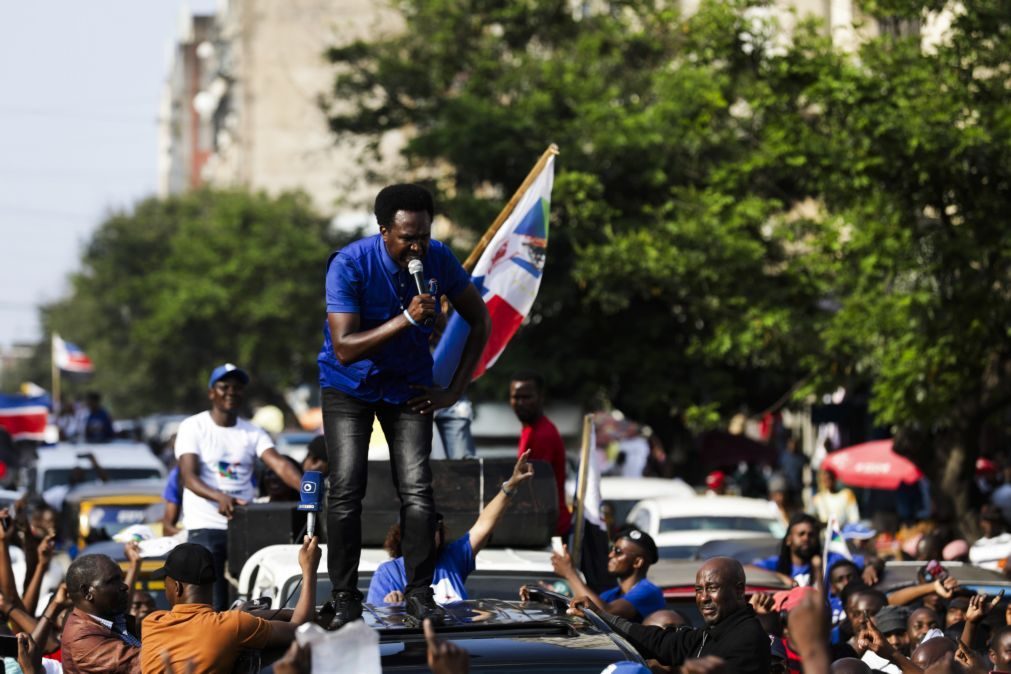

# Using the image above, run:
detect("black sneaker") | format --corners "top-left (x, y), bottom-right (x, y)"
top-left (405, 589), bottom-right (446, 626)
top-left (326, 590), bottom-right (363, 630)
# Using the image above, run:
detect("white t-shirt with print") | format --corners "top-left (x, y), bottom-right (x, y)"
top-left (175, 411), bottom-right (273, 530)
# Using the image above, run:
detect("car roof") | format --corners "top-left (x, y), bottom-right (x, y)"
top-left (693, 536), bottom-right (782, 562)
top-left (634, 494), bottom-right (781, 518)
top-left (238, 544), bottom-right (553, 594)
top-left (63, 480), bottom-right (166, 501)
top-left (81, 540), bottom-right (169, 561)
top-left (654, 530), bottom-right (774, 547)
top-left (315, 600), bottom-right (642, 671)
top-left (37, 443), bottom-right (164, 469)
top-left (878, 561), bottom-right (1011, 593)
top-left (648, 558), bottom-right (791, 592)
top-left (599, 477), bottom-right (696, 501)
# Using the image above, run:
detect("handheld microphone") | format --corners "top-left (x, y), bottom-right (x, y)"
top-left (296, 471), bottom-right (323, 538)
top-left (407, 259), bottom-right (433, 327)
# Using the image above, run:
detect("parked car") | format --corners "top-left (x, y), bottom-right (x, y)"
top-left (237, 544), bottom-right (556, 609)
top-left (627, 495), bottom-right (786, 560)
top-left (693, 536), bottom-right (782, 563)
top-left (599, 476), bottom-right (696, 528)
top-left (61, 480), bottom-right (166, 550)
top-left (878, 561), bottom-right (1011, 598)
top-left (29, 443), bottom-right (166, 495)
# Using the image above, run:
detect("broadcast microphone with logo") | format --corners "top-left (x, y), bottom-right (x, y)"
top-left (296, 471), bottom-right (323, 538)
top-left (407, 259), bottom-right (434, 327)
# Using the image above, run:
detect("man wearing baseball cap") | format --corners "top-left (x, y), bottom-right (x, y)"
top-left (552, 527), bottom-right (665, 622)
top-left (175, 363), bottom-right (303, 609)
top-left (140, 537), bottom-right (321, 674)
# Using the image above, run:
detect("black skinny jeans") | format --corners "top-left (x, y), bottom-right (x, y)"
top-left (321, 387), bottom-right (436, 598)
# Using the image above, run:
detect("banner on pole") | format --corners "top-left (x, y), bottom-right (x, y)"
top-left (432, 155), bottom-right (555, 386)
top-left (53, 334), bottom-right (94, 373)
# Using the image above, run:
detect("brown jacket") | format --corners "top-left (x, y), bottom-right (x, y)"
top-left (62, 608), bottom-right (142, 674)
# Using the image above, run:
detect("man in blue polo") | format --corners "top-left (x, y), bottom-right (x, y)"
top-left (319, 183), bottom-right (490, 627)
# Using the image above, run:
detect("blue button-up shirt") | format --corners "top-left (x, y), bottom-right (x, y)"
top-left (318, 233), bottom-right (470, 404)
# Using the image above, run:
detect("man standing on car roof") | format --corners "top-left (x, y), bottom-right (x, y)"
top-left (554, 527), bottom-right (665, 622)
top-left (175, 363), bottom-right (302, 610)
top-left (318, 183), bottom-right (490, 628)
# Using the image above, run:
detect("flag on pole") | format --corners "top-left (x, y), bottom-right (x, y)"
top-left (432, 155), bottom-right (555, 386)
top-left (52, 334), bottom-right (94, 373)
top-left (822, 514), bottom-right (852, 586)
top-left (824, 515), bottom-right (853, 561)
top-left (0, 394), bottom-right (49, 441)
top-left (576, 419), bottom-right (616, 593)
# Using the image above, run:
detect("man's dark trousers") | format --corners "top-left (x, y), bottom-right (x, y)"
top-left (322, 387), bottom-right (436, 597)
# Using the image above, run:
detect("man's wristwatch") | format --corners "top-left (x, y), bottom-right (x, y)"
top-left (501, 481), bottom-right (515, 497)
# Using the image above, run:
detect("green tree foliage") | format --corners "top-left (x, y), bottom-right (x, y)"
top-left (324, 0), bottom-right (840, 434)
top-left (803, 2), bottom-right (1011, 523)
top-left (41, 189), bottom-right (347, 417)
top-left (325, 0), bottom-right (1011, 518)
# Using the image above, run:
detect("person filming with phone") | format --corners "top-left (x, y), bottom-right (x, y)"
top-left (552, 527), bottom-right (665, 623)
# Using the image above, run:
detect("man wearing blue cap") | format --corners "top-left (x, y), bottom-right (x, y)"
top-left (175, 363), bottom-right (303, 609)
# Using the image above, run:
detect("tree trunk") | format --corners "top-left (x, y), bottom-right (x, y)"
top-left (896, 423), bottom-right (981, 540)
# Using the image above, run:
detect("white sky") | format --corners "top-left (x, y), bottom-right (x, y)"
top-left (0, 1), bottom-right (216, 349)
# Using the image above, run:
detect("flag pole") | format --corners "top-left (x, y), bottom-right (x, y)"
top-left (570, 413), bottom-right (593, 569)
top-left (50, 334), bottom-right (60, 415)
top-left (461, 144), bottom-right (559, 273)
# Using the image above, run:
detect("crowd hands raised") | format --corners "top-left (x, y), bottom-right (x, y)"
top-left (0, 497), bottom-right (324, 674)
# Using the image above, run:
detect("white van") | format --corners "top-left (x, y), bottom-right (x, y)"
top-left (31, 443), bottom-right (166, 495)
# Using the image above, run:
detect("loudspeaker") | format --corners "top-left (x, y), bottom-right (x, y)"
top-left (227, 503), bottom-right (308, 578)
top-left (360, 458), bottom-right (558, 548)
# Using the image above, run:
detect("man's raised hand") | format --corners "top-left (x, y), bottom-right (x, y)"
top-left (509, 450), bottom-right (534, 488)
top-left (933, 576), bottom-right (959, 599)
top-left (749, 592), bottom-right (775, 615)
top-left (965, 591), bottom-right (1003, 623)
top-left (424, 618), bottom-right (470, 674)
top-left (550, 543), bottom-right (575, 578)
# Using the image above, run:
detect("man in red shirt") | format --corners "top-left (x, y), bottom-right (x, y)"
top-left (509, 371), bottom-right (571, 536)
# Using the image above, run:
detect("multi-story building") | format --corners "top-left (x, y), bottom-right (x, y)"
top-left (158, 0), bottom-right (404, 228)
top-left (158, 0), bottom-right (928, 225)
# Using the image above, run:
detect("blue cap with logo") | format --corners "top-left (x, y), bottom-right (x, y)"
top-left (207, 363), bottom-right (249, 389)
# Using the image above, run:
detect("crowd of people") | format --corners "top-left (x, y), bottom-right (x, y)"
top-left (8, 181), bottom-right (1011, 674)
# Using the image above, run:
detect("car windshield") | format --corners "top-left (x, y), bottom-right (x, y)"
top-left (658, 545), bottom-right (701, 560)
top-left (281, 571), bottom-right (558, 608)
top-left (44, 468), bottom-right (162, 491)
top-left (659, 516), bottom-right (782, 535)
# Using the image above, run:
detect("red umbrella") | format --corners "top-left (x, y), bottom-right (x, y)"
top-left (820, 439), bottom-right (924, 490)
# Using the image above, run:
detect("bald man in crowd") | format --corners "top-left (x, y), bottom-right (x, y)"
top-left (569, 557), bottom-right (769, 673)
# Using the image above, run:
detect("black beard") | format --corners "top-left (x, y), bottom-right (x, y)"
top-left (795, 545), bottom-right (817, 561)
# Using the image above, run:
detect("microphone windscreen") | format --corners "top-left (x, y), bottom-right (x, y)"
top-left (297, 471), bottom-right (323, 512)
top-left (408, 259), bottom-right (424, 276)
